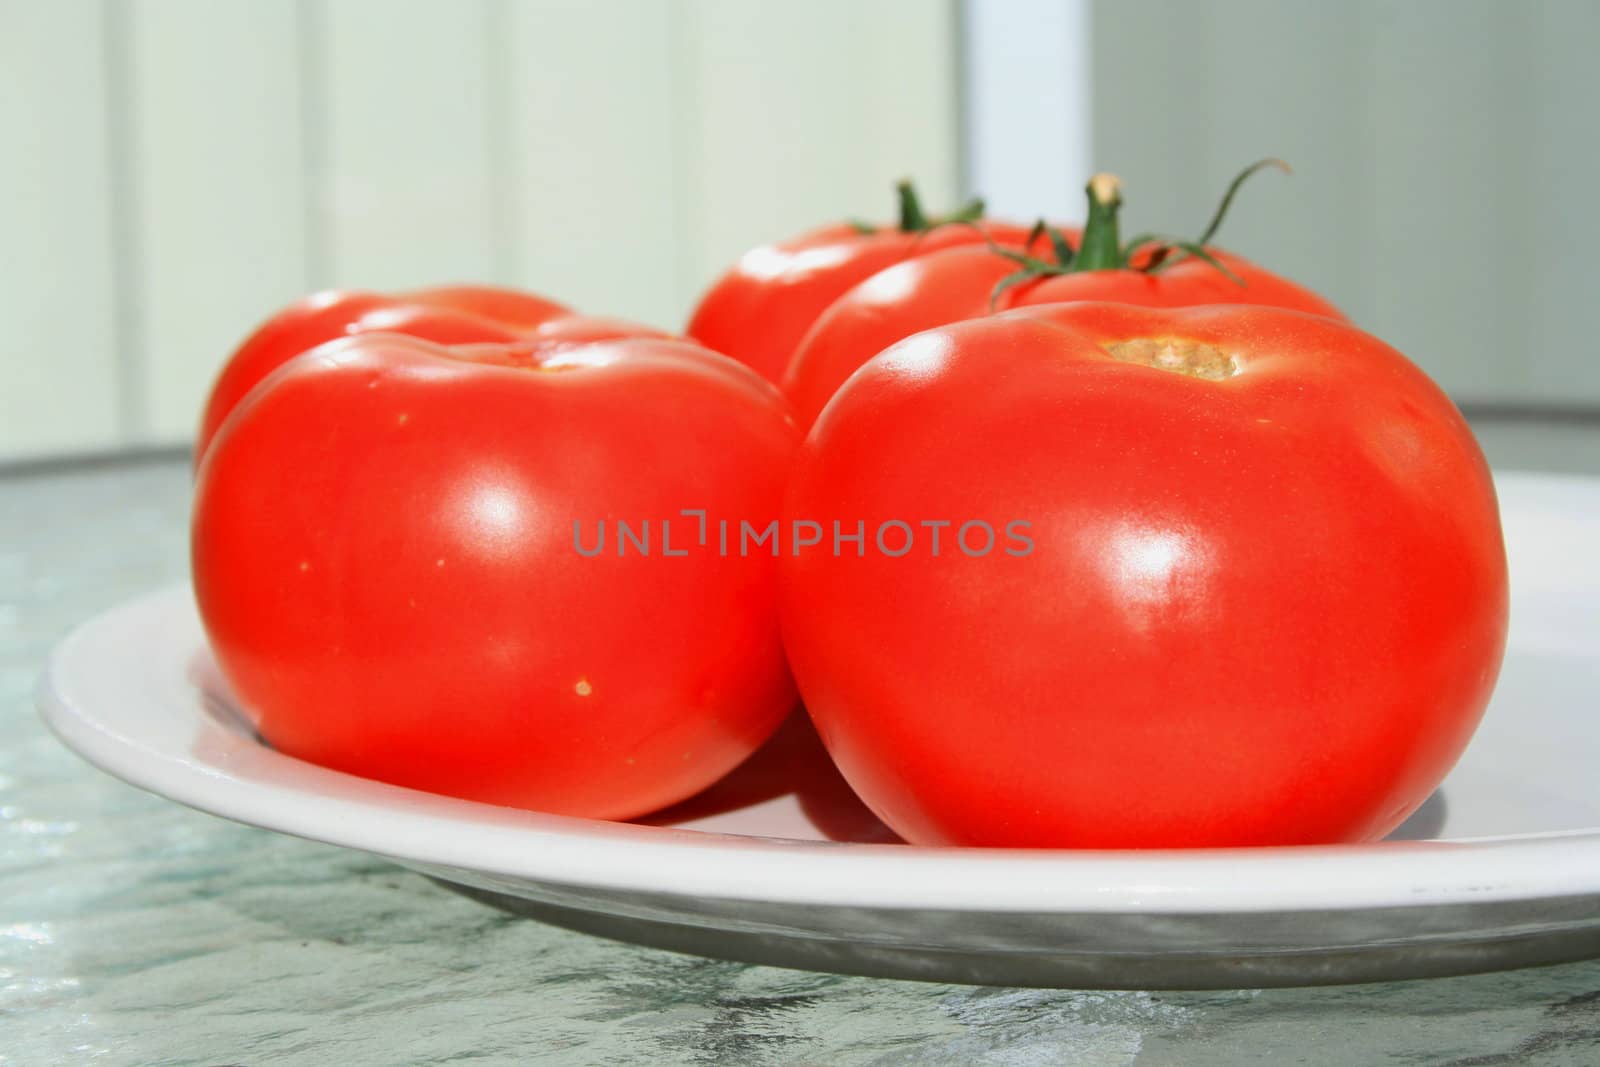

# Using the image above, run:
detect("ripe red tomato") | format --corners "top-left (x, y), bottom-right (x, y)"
top-left (686, 181), bottom-right (1041, 386)
top-left (193, 332), bottom-right (799, 819)
top-left (779, 301), bottom-right (1508, 848)
top-left (784, 167), bottom-right (1345, 431)
top-left (196, 285), bottom-right (666, 464)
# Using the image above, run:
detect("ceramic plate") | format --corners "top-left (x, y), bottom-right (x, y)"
top-left (38, 472), bottom-right (1600, 989)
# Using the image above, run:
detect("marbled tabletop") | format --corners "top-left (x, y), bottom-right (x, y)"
top-left (5, 430), bottom-right (1600, 1066)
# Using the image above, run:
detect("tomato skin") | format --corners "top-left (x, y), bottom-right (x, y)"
top-left (781, 246), bottom-right (1015, 432)
top-left (686, 220), bottom-right (1038, 387)
top-left (195, 285), bottom-right (666, 465)
top-left (401, 284), bottom-right (572, 330)
top-left (780, 302), bottom-right (1507, 848)
top-left (193, 333), bottom-right (799, 819)
top-left (1016, 253), bottom-right (1345, 318)
top-left (783, 246), bottom-right (1346, 432)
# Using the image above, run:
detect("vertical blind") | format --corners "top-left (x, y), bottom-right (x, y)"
top-left (9, 0), bottom-right (1595, 464)
top-left (1, 0), bottom-right (961, 461)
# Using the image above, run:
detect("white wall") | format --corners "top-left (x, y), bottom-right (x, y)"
top-left (1, 3), bottom-right (125, 458)
top-left (0, 0), bottom-right (961, 461)
top-left (961, 0), bottom-right (1091, 222)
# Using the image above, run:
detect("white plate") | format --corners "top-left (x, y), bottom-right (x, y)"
top-left (37, 472), bottom-right (1600, 989)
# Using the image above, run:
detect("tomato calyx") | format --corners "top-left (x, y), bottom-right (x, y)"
top-left (847, 180), bottom-right (987, 235)
top-left (986, 159), bottom-right (1291, 307)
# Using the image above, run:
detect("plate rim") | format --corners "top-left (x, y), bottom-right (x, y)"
top-left (37, 576), bottom-right (1600, 918)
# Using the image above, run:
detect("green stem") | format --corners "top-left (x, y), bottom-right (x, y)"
top-left (1072, 174), bottom-right (1125, 271)
top-left (983, 160), bottom-right (1286, 305)
top-left (1194, 158), bottom-right (1289, 247)
top-left (880, 180), bottom-right (985, 233)
top-left (896, 180), bottom-right (929, 232)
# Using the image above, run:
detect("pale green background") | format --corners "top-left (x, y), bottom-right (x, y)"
top-left (6, 1), bottom-right (1598, 462)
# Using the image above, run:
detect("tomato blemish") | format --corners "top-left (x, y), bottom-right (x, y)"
top-left (1103, 338), bottom-right (1237, 380)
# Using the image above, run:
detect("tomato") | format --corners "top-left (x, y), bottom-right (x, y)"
top-left (195, 285), bottom-right (666, 464)
top-left (784, 164), bottom-right (1345, 431)
top-left (779, 301), bottom-right (1508, 848)
top-left (192, 332), bottom-right (799, 819)
top-left (686, 181), bottom-right (1041, 386)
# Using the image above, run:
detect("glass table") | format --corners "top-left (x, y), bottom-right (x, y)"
top-left (5, 414), bottom-right (1598, 1065)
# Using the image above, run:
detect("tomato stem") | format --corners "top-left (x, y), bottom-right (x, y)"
top-left (849, 180), bottom-right (988, 235)
top-left (1072, 174), bottom-right (1125, 271)
top-left (1196, 158), bottom-right (1289, 247)
top-left (896, 180), bottom-right (930, 231)
top-left (983, 159), bottom-right (1289, 304)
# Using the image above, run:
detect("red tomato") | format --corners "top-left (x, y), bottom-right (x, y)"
top-left (195, 285), bottom-right (666, 464)
top-left (193, 332), bottom-right (799, 819)
top-left (686, 181), bottom-right (1041, 386)
top-left (784, 168), bottom-right (1345, 431)
top-left (779, 302), bottom-right (1508, 848)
